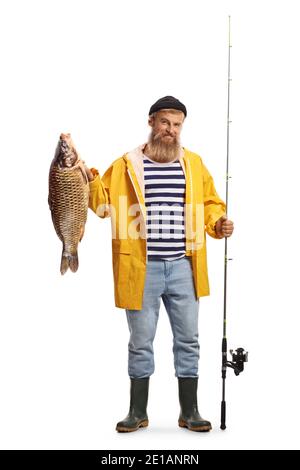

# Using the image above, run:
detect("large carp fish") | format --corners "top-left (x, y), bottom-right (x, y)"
top-left (48, 133), bottom-right (89, 274)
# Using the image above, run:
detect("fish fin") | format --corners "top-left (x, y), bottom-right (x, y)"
top-left (78, 160), bottom-right (89, 184)
top-left (79, 225), bottom-right (85, 242)
top-left (69, 252), bottom-right (79, 272)
top-left (48, 195), bottom-right (53, 211)
top-left (60, 253), bottom-right (69, 275)
top-left (60, 251), bottom-right (78, 274)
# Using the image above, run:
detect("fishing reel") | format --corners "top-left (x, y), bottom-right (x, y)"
top-left (226, 347), bottom-right (248, 376)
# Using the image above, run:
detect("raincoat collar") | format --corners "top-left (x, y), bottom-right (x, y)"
top-left (123, 143), bottom-right (187, 204)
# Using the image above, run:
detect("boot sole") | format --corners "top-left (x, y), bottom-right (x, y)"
top-left (178, 419), bottom-right (212, 432)
top-left (116, 420), bottom-right (149, 433)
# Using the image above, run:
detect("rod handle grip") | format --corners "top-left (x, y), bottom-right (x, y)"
top-left (221, 400), bottom-right (226, 430)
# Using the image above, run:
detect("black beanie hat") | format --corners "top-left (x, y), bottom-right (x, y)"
top-left (149, 96), bottom-right (187, 117)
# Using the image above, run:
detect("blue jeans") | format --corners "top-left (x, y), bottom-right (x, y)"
top-left (125, 256), bottom-right (200, 378)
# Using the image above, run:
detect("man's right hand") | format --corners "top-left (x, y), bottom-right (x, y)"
top-left (84, 164), bottom-right (95, 182)
top-left (78, 160), bottom-right (96, 182)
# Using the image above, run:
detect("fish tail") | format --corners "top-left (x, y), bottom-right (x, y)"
top-left (69, 251), bottom-right (79, 272)
top-left (60, 250), bottom-right (78, 274)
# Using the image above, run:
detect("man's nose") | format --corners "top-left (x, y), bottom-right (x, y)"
top-left (166, 125), bottom-right (175, 134)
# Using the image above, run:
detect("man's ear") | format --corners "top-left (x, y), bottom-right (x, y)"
top-left (148, 116), bottom-right (154, 127)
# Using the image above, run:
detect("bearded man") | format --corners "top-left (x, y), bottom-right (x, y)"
top-left (84, 96), bottom-right (234, 433)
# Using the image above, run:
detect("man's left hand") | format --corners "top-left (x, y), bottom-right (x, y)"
top-left (215, 215), bottom-right (234, 238)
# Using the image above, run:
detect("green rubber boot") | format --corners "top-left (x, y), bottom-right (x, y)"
top-left (178, 377), bottom-right (212, 432)
top-left (116, 378), bottom-right (149, 432)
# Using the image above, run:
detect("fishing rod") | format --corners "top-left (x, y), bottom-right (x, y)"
top-left (220, 15), bottom-right (248, 431)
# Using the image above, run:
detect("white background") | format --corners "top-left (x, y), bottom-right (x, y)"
top-left (1, 0), bottom-right (300, 451)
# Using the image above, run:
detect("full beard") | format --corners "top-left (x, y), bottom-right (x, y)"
top-left (145, 130), bottom-right (181, 163)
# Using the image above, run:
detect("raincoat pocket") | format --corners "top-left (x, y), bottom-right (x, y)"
top-left (112, 239), bottom-right (132, 254)
top-left (112, 240), bottom-right (132, 306)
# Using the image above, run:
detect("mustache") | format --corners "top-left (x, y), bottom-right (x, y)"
top-left (153, 131), bottom-right (175, 140)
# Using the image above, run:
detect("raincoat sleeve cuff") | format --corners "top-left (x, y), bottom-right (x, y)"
top-left (89, 168), bottom-right (100, 191)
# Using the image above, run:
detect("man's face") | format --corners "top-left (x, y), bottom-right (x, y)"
top-left (149, 110), bottom-right (184, 143)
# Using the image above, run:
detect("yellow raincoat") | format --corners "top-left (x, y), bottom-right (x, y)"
top-left (88, 144), bottom-right (226, 310)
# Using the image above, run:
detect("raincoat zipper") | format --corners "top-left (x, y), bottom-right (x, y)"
top-left (185, 157), bottom-right (194, 252)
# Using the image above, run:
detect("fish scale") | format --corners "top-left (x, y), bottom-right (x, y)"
top-left (48, 134), bottom-right (89, 274)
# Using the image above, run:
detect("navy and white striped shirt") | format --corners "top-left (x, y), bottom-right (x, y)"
top-left (143, 154), bottom-right (186, 261)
